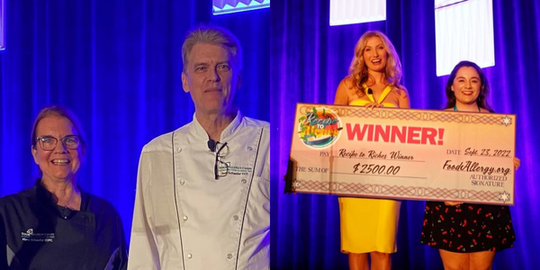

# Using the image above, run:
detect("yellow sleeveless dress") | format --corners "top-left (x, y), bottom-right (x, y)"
top-left (339, 86), bottom-right (401, 254)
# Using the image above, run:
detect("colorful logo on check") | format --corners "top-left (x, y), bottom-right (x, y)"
top-left (297, 107), bottom-right (343, 149)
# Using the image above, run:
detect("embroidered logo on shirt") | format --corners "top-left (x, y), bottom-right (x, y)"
top-left (21, 228), bottom-right (55, 243)
top-left (218, 161), bottom-right (230, 176)
top-left (228, 166), bottom-right (253, 176)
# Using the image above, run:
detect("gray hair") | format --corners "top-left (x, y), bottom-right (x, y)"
top-left (182, 25), bottom-right (243, 71)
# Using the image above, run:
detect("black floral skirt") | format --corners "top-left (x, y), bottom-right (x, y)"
top-left (420, 201), bottom-right (515, 252)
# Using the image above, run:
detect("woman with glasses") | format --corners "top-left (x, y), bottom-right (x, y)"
top-left (0, 105), bottom-right (127, 269)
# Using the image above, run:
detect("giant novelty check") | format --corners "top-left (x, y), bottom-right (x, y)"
top-left (285, 103), bottom-right (516, 205)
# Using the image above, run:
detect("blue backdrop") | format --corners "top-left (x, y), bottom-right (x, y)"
top-left (3, 1), bottom-right (540, 269)
top-left (0, 0), bottom-right (269, 246)
top-left (271, 0), bottom-right (540, 269)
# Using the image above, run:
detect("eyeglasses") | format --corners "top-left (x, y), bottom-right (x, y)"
top-left (214, 142), bottom-right (230, 180)
top-left (35, 135), bottom-right (81, 151)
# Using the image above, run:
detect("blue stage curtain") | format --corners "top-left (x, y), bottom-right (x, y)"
top-left (270, 0), bottom-right (540, 269)
top-left (0, 0), bottom-right (269, 245)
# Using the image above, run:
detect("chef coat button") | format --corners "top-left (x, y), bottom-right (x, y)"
top-left (233, 215), bottom-right (239, 221)
top-left (180, 179), bottom-right (185, 185)
top-left (187, 253), bottom-right (193, 259)
top-left (241, 179), bottom-right (247, 184)
top-left (227, 253), bottom-right (233, 259)
top-left (176, 147), bottom-right (182, 153)
top-left (182, 216), bottom-right (188, 221)
top-left (247, 146), bottom-right (253, 151)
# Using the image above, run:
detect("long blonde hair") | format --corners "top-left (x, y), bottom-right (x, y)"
top-left (349, 31), bottom-right (403, 96)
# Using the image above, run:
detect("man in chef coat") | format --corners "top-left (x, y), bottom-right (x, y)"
top-left (127, 25), bottom-right (270, 270)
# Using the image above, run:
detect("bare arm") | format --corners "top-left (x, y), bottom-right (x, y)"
top-left (398, 86), bottom-right (410, 109)
top-left (334, 79), bottom-right (351, 105)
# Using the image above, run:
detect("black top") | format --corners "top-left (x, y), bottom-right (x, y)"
top-left (0, 180), bottom-right (128, 270)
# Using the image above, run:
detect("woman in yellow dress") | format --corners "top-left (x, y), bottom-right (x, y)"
top-left (334, 31), bottom-right (410, 270)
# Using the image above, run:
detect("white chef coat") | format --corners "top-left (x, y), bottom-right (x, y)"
top-left (128, 111), bottom-right (270, 270)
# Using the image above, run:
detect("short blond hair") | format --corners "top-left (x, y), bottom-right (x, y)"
top-left (182, 25), bottom-right (243, 71)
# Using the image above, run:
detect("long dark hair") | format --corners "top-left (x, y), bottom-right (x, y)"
top-left (444, 61), bottom-right (493, 112)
